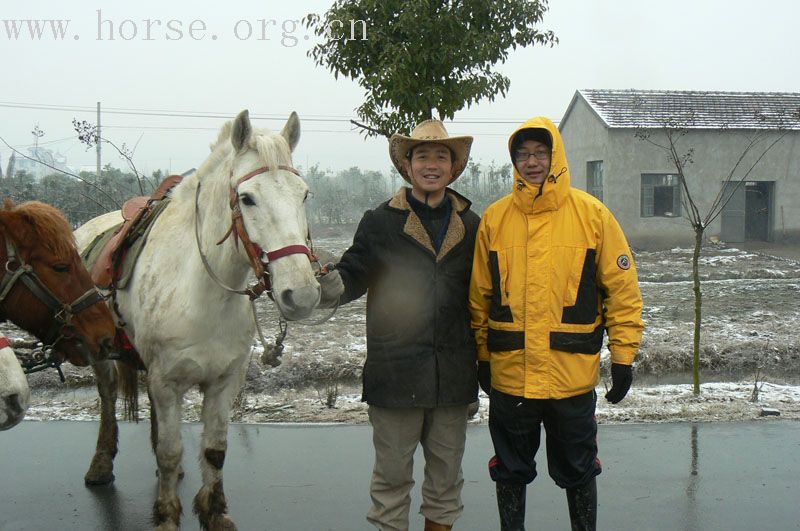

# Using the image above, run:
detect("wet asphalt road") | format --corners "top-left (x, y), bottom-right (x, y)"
top-left (1, 420), bottom-right (799, 530)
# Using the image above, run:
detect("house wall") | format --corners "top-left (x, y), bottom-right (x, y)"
top-left (559, 97), bottom-right (609, 192)
top-left (609, 128), bottom-right (800, 248)
top-left (563, 103), bottom-right (800, 248)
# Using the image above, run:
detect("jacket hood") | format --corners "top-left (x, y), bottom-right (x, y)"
top-left (507, 117), bottom-right (571, 214)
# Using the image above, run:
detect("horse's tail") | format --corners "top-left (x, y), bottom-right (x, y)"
top-left (116, 359), bottom-right (140, 422)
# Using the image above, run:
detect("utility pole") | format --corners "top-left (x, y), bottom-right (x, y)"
top-left (30, 124), bottom-right (45, 180)
top-left (31, 124), bottom-right (44, 151)
top-left (96, 102), bottom-right (102, 215)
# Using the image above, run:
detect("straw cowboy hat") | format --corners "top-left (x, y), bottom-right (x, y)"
top-left (389, 119), bottom-right (473, 184)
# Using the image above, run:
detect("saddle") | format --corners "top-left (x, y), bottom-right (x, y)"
top-left (85, 175), bottom-right (183, 290)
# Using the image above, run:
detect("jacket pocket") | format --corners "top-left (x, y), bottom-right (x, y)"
top-left (561, 248), bottom-right (598, 325)
top-left (489, 250), bottom-right (514, 323)
top-left (487, 327), bottom-right (525, 351)
top-left (550, 324), bottom-right (604, 354)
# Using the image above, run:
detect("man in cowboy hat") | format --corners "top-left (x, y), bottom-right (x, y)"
top-left (317, 119), bottom-right (480, 530)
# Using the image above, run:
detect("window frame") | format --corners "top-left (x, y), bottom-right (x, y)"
top-left (586, 160), bottom-right (604, 202)
top-left (641, 173), bottom-right (682, 218)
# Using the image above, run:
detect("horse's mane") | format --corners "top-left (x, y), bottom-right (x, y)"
top-left (0, 200), bottom-right (77, 259)
top-left (173, 119), bottom-right (293, 203)
top-left (207, 119), bottom-right (292, 167)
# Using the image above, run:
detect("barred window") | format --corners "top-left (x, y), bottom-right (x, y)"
top-left (641, 174), bottom-right (681, 217)
top-left (586, 161), bottom-right (603, 202)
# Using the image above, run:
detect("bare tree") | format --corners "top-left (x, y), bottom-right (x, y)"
top-left (72, 119), bottom-right (155, 194)
top-left (636, 109), bottom-right (798, 394)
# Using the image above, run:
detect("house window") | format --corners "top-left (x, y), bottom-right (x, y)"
top-left (641, 174), bottom-right (681, 217)
top-left (586, 161), bottom-right (603, 202)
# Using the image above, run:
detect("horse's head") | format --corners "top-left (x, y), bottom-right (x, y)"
top-left (0, 200), bottom-right (116, 365)
top-left (0, 333), bottom-right (28, 430)
top-left (225, 110), bottom-right (320, 320)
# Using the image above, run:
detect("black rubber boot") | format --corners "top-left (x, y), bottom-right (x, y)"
top-left (566, 477), bottom-right (597, 531)
top-left (496, 481), bottom-right (526, 531)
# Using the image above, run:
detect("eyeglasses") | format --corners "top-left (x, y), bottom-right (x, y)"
top-left (514, 149), bottom-right (550, 163)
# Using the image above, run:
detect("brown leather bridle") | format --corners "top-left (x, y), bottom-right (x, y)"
top-left (0, 234), bottom-right (105, 364)
top-left (197, 165), bottom-right (317, 300)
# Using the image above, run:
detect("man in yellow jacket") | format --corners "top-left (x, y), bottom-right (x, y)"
top-left (469, 117), bottom-right (644, 531)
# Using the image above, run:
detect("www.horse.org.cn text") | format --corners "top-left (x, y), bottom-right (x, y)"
top-left (1, 10), bottom-right (369, 46)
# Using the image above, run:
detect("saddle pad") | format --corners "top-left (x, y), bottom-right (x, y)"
top-left (81, 199), bottom-right (170, 290)
top-left (81, 222), bottom-right (123, 285)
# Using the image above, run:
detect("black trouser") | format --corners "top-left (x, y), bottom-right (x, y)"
top-left (488, 389), bottom-right (601, 489)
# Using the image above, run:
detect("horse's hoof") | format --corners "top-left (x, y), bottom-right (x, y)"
top-left (208, 514), bottom-right (237, 531)
top-left (85, 453), bottom-right (115, 486)
top-left (154, 523), bottom-right (179, 531)
top-left (84, 472), bottom-right (115, 486)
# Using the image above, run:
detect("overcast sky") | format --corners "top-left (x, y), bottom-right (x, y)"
top-left (1, 0), bottom-right (798, 178)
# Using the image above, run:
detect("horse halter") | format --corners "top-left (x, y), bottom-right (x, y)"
top-left (0, 234), bottom-right (105, 357)
top-left (197, 165), bottom-right (317, 301)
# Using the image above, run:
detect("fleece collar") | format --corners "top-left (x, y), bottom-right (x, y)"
top-left (388, 187), bottom-right (469, 261)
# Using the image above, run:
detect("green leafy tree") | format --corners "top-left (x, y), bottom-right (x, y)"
top-left (305, 0), bottom-right (557, 137)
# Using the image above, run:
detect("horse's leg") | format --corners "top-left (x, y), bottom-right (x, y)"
top-left (149, 387), bottom-right (158, 456)
top-left (192, 373), bottom-right (241, 531)
top-left (148, 387), bottom-right (185, 480)
top-left (149, 376), bottom-right (185, 531)
top-left (84, 360), bottom-right (118, 486)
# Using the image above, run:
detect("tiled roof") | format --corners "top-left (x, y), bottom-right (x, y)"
top-left (580, 89), bottom-right (800, 130)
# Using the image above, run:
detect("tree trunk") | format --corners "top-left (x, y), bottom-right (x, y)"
top-left (692, 228), bottom-right (703, 395)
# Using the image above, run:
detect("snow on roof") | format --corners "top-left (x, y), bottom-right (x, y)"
top-left (579, 89), bottom-right (800, 130)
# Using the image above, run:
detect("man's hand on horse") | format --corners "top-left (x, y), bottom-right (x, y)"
top-left (317, 263), bottom-right (344, 308)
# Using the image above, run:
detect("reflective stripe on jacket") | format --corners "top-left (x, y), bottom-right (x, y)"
top-left (469, 117), bottom-right (644, 399)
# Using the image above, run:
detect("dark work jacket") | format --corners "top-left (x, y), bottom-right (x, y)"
top-left (337, 187), bottom-right (480, 408)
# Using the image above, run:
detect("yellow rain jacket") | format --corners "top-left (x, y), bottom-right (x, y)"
top-left (469, 117), bottom-right (644, 399)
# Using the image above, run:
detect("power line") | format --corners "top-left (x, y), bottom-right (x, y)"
top-left (0, 101), bottom-right (532, 124)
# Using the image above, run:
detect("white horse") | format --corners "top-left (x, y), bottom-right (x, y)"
top-left (0, 332), bottom-right (29, 431)
top-left (76, 110), bottom-right (320, 530)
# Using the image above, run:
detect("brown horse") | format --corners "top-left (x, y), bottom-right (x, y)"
top-left (0, 199), bottom-right (123, 484)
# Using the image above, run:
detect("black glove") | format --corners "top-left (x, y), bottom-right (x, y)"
top-left (317, 263), bottom-right (344, 308)
top-left (605, 363), bottom-right (633, 404)
top-left (478, 361), bottom-right (491, 396)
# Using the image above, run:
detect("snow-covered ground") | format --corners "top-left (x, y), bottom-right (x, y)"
top-left (21, 380), bottom-right (800, 425)
top-left (6, 231), bottom-right (800, 425)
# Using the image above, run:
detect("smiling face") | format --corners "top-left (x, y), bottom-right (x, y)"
top-left (513, 139), bottom-right (552, 185)
top-left (402, 142), bottom-right (454, 205)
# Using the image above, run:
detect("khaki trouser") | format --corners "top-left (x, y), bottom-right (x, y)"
top-left (367, 404), bottom-right (469, 531)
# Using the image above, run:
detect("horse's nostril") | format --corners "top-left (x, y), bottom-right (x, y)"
top-left (5, 394), bottom-right (23, 416)
top-left (280, 289), bottom-right (296, 309)
top-left (100, 337), bottom-right (114, 354)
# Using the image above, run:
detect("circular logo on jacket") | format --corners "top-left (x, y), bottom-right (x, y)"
top-left (617, 255), bottom-right (631, 270)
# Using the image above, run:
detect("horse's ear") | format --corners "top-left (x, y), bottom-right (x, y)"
top-left (3, 198), bottom-right (14, 211)
top-left (0, 207), bottom-right (25, 241)
top-left (231, 110), bottom-right (252, 153)
top-left (281, 112), bottom-right (300, 152)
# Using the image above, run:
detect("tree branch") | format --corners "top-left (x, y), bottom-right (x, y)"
top-left (350, 119), bottom-right (392, 139)
top-left (705, 131), bottom-right (788, 226)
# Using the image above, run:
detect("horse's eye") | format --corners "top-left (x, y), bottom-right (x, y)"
top-left (303, 191), bottom-right (310, 202)
top-left (240, 194), bottom-right (256, 206)
top-left (52, 264), bottom-right (70, 273)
